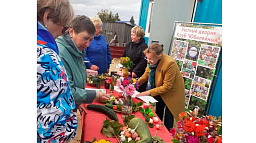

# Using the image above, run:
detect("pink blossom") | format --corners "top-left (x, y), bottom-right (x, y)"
top-left (116, 79), bottom-right (121, 87)
top-left (123, 79), bottom-right (129, 87)
top-left (170, 128), bottom-right (176, 136)
top-left (119, 85), bottom-right (124, 91)
top-left (125, 84), bottom-right (135, 96)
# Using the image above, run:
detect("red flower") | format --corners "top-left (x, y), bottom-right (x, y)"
top-left (183, 121), bottom-right (195, 133)
top-left (108, 78), bottom-right (112, 83)
top-left (216, 136), bottom-right (222, 143)
top-left (194, 124), bottom-right (205, 137)
top-left (170, 128), bottom-right (176, 136)
top-left (208, 136), bottom-right (215, 143)
top-left (123, 79), bottom-right (129, 86)
top-left (178, 111), bottom-right (187, 120)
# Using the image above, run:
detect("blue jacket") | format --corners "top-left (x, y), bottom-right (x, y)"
top-left (37, 22), bottom-right (77, 143)
top-left (84, 34), bottom-right (112, 74)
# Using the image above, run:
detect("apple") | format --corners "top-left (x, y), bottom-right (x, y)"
top-left (153, 116), bottom-right (159, 123)
top-left (149, 118), bottom-right (153, 124)
top-left (143, 103), bottom-right (150, 109)
top-left (156, 124), bottom-right (160, 129)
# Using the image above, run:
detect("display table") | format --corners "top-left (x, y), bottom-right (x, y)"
top-left (80, 84), bottom-right (173, 143)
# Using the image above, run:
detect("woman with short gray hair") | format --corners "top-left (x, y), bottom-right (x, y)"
top-left (56, 15), bottom-right (110, 109)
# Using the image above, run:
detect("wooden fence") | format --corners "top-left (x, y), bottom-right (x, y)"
top-left (102, 22), bottom-right (133, 47)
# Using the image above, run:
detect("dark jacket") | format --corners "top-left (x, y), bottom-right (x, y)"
top-left (123, 38), bottom-right (148, 77)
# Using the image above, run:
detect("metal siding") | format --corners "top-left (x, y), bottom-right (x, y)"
top-left (138, 0), bottom-right (150, 30)
top-left (194, 0), bottom-right (222, 24)
top-left (194, 0), bottom-right (222, 117)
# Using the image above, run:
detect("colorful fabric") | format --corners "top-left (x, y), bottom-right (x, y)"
top-left (37, 21), bottom-right (77, 143)
top-left (84, 34), bottom-right (112, 74)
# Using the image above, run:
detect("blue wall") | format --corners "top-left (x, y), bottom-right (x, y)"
top-left (194, 0), bottom-right (222, 24)
top-left (138, 0), bottom-right (150, 30)
top-left (138, 0), bottom-right (150, 45)
top-left (194, 0), bottom-right (222, 117)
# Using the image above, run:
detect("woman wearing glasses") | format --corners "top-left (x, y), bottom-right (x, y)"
top-left (37, 0), bottom-right (77, 142)
top-left (136, 43), bottom-right (185, 131)
top-left (122, 26), bottom-right (148, 92)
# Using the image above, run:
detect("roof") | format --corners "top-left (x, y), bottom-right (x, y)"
top-left (115, 21), bottom-right (135, 26)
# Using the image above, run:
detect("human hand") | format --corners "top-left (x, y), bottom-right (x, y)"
top-left (78, 104), bottom-right (87, 115)
top-left (97, 92), bottom-right (110, 102)
top-left (132, 72), bottom-right (137, 78)
top-left (90, 65), bottom-right (99, 71)
top-left (136, 91), bottom-right (150, 97)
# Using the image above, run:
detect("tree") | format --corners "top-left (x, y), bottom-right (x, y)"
top-left (130, 16), bottom-right (135, 25)
top-left (97, 9), bottom-right (120, 22)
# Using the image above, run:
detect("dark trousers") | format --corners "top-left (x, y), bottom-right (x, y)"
top-left (154, 95), bottom-right (174, 131)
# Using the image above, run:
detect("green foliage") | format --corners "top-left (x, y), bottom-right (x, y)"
top-left (97, 9), bottom-right (120, 22)
top-left (152, 135), bottom-right (166, 143)
top-left (130, 16), bottom-right (135, 25)
top-left (132, 101), bottom-right (142, 112)
top-left (101, 118), bottom-right (123, 138)
top-left (123, 115), bottom-right (135, 126)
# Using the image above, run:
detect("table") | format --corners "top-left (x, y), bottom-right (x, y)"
top-left (80, 84), bottom-right (173, 143)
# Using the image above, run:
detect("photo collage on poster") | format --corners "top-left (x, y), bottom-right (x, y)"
top-left (171, 39), bottom-right (221, 108)
top-left (171, 40), bottom-right (189, 61)
top-left (190, 76), bottom-right (211, 101)
top-left (198, 44), bottom-right (220, 69)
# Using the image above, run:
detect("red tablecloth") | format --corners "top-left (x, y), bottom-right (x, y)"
top-left (80, 84), bottom-right (173, 143)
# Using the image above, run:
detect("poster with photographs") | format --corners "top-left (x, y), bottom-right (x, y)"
top-left (198, 44), bottom-right (220, 69)
top-left (182, 59), bottom-right (197, 79)
top-left (190, 76), bottom-right (211, 101)
top-left (169, 22), bottom-right (222, 115)
top-left (171, 40), bottom-right (189, 61)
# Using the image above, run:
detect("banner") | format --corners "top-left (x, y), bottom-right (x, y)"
top-left (169, 22), bottom-right (222, 116)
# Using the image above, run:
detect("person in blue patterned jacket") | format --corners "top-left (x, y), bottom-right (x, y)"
top-left (37, 0), bottom-right (77, 142)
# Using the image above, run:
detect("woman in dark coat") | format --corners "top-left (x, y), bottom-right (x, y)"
top-left (123, 26), bottom-right (148, 92)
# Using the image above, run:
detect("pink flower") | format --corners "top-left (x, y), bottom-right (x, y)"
top-left (116, 79), bottom-right (121, 87)
top-left (208, 136), bottom-right (215, 143)
top-left (125, 84), bottom-right (135, 95)
top-left (123, 79), bottom-right (129, 87)
top-left (119, 85), bottom-right (124, 91)
top-left (170, 128), bottom-right (176, 136)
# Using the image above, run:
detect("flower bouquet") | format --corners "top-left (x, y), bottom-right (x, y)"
top-left (119, 57), bottom-right (133, 78)
top-left (116, 77), bottom-right (139, 117)
top-left (107, 76), bottom-right (117, 92)
top-left (170, 107), bottom-right (222, 143)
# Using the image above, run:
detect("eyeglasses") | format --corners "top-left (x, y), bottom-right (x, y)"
top-left (144, 56), bottom-right (154, 63)
top-left (62, 26), bottom-right (69, 34)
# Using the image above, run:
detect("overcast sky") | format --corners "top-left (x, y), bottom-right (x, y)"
top-left (70, 0), bottom-right (141, 24)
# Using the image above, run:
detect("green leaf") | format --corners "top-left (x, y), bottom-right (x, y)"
top-left (137, 102), bottom-right (143, 106)
top-left (112, 121), bottom-right (123, 128)
top-left (145, 116), bottom-right (150, 122)
top-left (102, 128), bottom-right (113, 138)
top-left (171, 139), bottom-right (180, 143)
top-left (145, 107), bottom-right (150, 113)
top-left (149, 123), bottom-right (154, 128)
top-left (102, 118), bottom-right (111, 128)
top-left (139, 107), bottom-right (144, 113)
top-left (92, 138), bottom-right (97, 142)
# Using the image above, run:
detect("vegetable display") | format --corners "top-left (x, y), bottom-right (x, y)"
top-left (128, 118), bottom-right (152, 143)
top-left (87, 104), bottom-right (119, 121)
